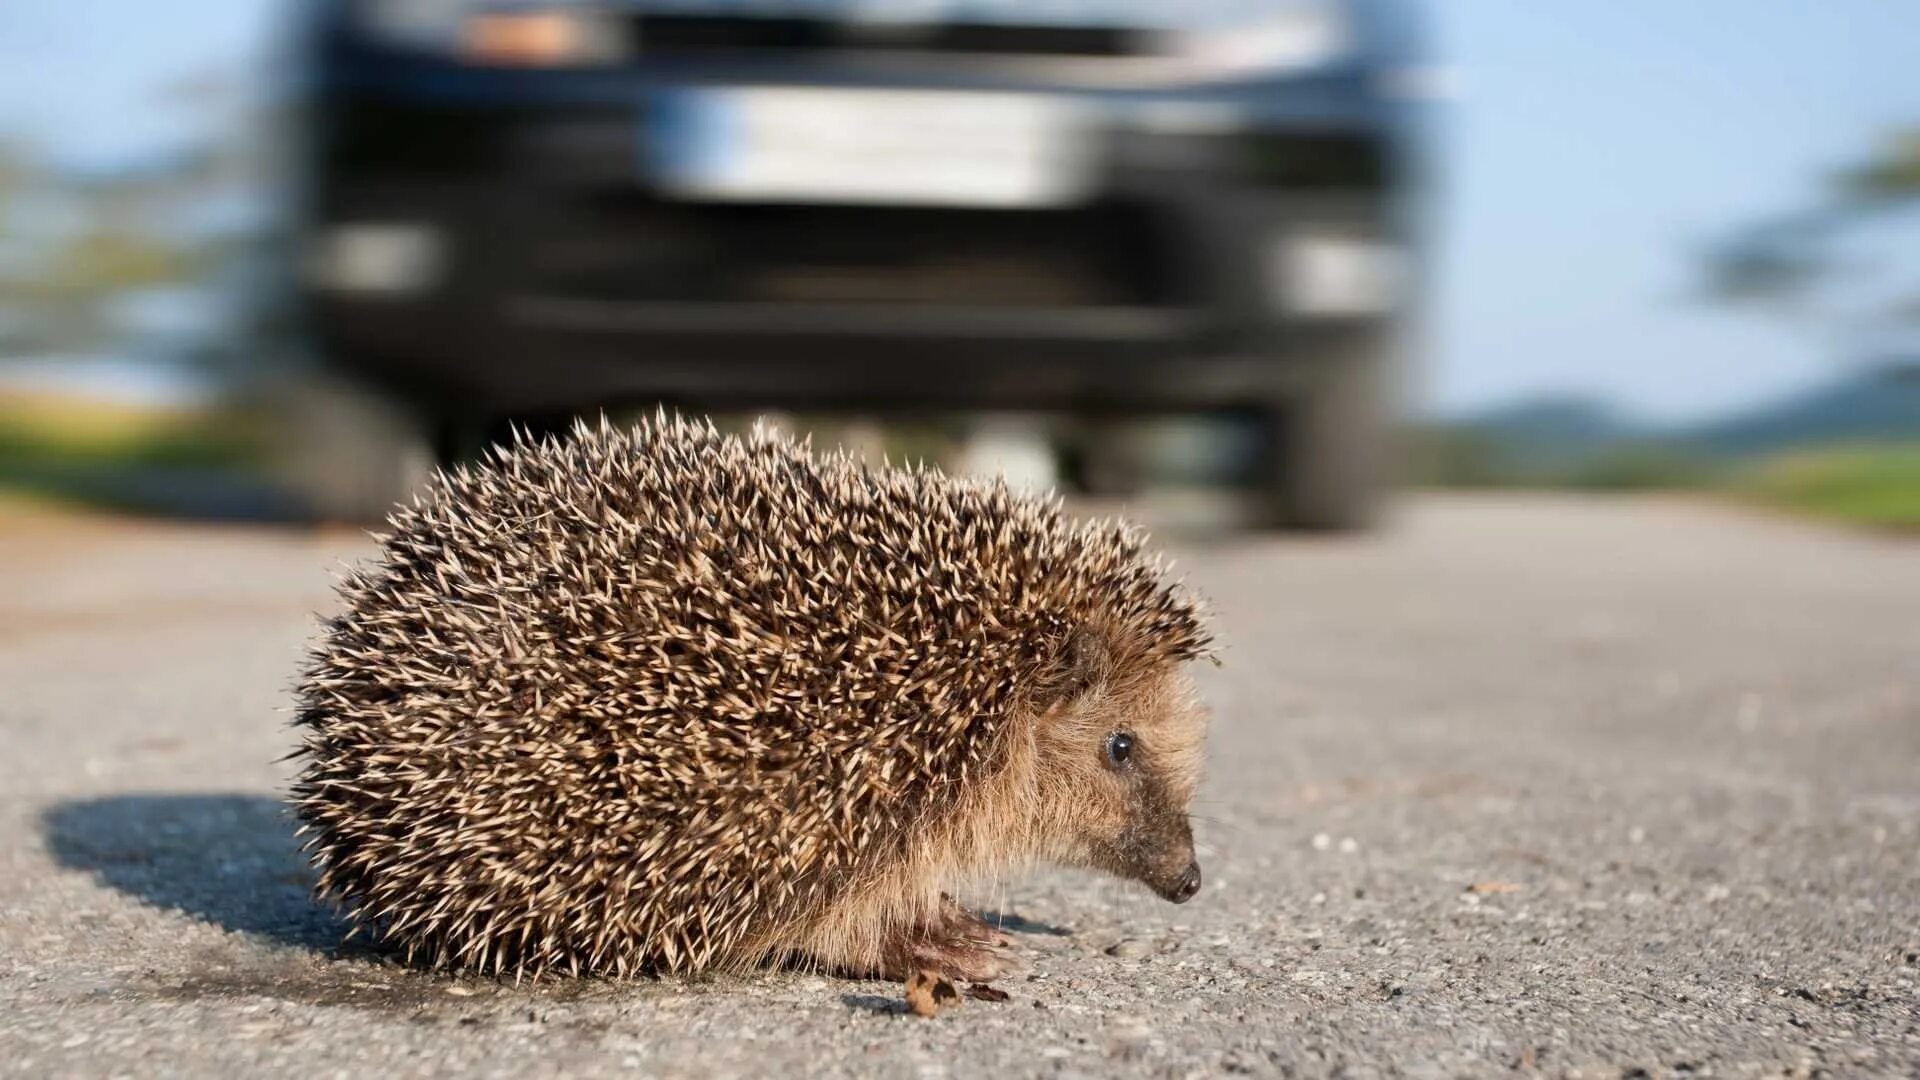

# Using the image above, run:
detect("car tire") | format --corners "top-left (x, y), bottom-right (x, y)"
top-left (271, 371), bottom-right (438, 524)
top-left (1255, 328), bottom-right (1399, 531)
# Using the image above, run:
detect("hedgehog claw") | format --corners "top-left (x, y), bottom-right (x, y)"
top-left (872, 911), bottom-right (1021, 983)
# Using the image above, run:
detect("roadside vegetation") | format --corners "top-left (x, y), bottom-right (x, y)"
top-left (1738, 443), bottom-right (1920, 531)
top-left (0, 391), bottom-right (267, 516)
top-left (4, 392), bottom-right (1915, 533)
top-left (1414, 424), bottom-right (1920, 532)
top-left (1413, 427), bottom-right (1715, 492)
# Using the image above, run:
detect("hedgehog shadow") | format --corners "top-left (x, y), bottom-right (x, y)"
top-left (40, 793), bottom-right (356, 953)
top-left (978, 910), bottom-right (1073, 937)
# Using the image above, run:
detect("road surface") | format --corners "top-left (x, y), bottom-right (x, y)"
top-left (1, 495), bottom-right (1915, 1078)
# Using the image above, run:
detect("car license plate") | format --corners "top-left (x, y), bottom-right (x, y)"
top-left (649, 87), bottom-right (1093, 208)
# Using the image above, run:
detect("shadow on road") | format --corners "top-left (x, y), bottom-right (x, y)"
top-left (1, 464), bottom-right (307, 524)
top-left (978, 910), bottom-right (1073, 937)
top-left (40, 793), bottom-right (349, 951)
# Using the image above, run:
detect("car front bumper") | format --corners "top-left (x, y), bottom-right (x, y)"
top-left (300, 47), bottom-right (1421, 412)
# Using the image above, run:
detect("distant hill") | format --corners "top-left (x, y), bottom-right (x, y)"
top-left (1684, 362), bottom-right (1920, 454)
top-left (1450, 396), bottom-right (1649, 466)
top-left (1447, 362), bottom-right (1920, 460)
top-left (1425, 363), bottom-right (1920, 488)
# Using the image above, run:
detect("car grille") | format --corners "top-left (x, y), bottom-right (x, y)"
top-left (520, 198), bottom-right (1184, 309)
top-left (630, 15), bottom-right (1154, 59)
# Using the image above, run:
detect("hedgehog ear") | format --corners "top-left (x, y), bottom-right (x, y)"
top-left (1042, 625), bottom-right (1113, 707)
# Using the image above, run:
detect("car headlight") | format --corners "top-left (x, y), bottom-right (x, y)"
top-left (1166, 3), bottom-right (1351, 80)
top-left (353, 1), bottom-right (625, 66)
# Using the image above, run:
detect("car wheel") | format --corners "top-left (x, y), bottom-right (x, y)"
top-left (272, 370), bottom-right (438, 524)
top-left (1255, 328), bottom-right (1399, 531)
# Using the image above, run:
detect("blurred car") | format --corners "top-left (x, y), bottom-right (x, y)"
top-left (293, 0), bottom-right (1431, 526)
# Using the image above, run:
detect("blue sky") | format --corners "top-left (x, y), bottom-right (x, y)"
top-left (1433, 1), bottom-right (1920, 420)
top-left (0, 0), bottom-right (278, 161)
top-left (2, 0), bottom-right (1917, 421)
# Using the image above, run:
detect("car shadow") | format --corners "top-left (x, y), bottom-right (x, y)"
top-left (1, 464), bottom-right (310, 524)
top-left (40, 793), bottom-right (352, 952)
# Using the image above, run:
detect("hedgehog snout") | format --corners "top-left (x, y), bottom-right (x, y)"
top-left (1162, 861), bottom-right (1203, 904)
top-left (1146, 852), bottom-right (1203, 905)
top-left (1115, 812), bottom-right (1201, 905)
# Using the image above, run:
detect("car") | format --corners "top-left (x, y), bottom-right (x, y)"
top-left (291, 0), bottom-right (1432, 527)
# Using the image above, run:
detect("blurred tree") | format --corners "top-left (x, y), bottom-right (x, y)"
top-left (1700, 130), bottom-right (1920, 321)
top-left (0, 143), bottom-right (21, 220)
top-left (0, 66), bottom-right (270, 358)
top-left (1836, 130), bottom-right (1920, 201)
top-left (27, 227), bottom-right (196, 297)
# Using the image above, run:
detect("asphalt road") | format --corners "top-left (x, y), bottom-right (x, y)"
top-left (1, 495), bottom-right (1916, 1078)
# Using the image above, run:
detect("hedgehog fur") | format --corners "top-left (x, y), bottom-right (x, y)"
top-left (293, 414), bottom-right (1212, 980)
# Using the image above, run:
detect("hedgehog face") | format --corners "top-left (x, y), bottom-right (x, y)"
top-left (1031, 633), bottom-right (1208, 904)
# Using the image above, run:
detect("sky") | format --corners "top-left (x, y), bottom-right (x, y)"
top-left (1431, 1), bottom-right (1920, 421)
top-left (2, 0), bottom-right (1918, 422)
top-left (0, 0), bottom-right (279, 162)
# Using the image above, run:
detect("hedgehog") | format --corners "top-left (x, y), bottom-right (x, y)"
top-left (293, 414), bottom-right (1213, 981)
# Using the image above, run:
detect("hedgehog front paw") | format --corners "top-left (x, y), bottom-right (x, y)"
top-left (867, 905), bottom-right (1020, 983)
top-left (938, 894), bottom-right (1014, 949)
top-left (884, 933), bottom-right (1018, 984)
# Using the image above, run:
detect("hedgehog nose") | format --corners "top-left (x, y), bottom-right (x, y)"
top-left (1169, 861), bottom-right (1202, 904)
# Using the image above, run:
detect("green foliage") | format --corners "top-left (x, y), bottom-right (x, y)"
top-left (1409, 426), bottom-right (1520, 489)
top-left (16, 230), bottom-right (199, 299)
top-left (1412, 425), bottom-right (1711, 492)
top-left (3, 398), bottom-right (263, 466)
top-left (0, 142), bottom-right (209, 352)
top-left (0, 393), bottom-right (268, 516)
top-left (1696, 127), bottom-right (1920, 309)
top-left (1417, 422), bottom-right (1920, 532)
top-left (1557, 447), bottom-right (1717, 491)
top-left (1742, 444), bottom-right (1920, 530)
top-left (1836, 132), bottom-right (1920, 199)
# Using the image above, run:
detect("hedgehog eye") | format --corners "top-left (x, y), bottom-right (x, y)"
top-left (1105, 731), bottom-right (1134, 767)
